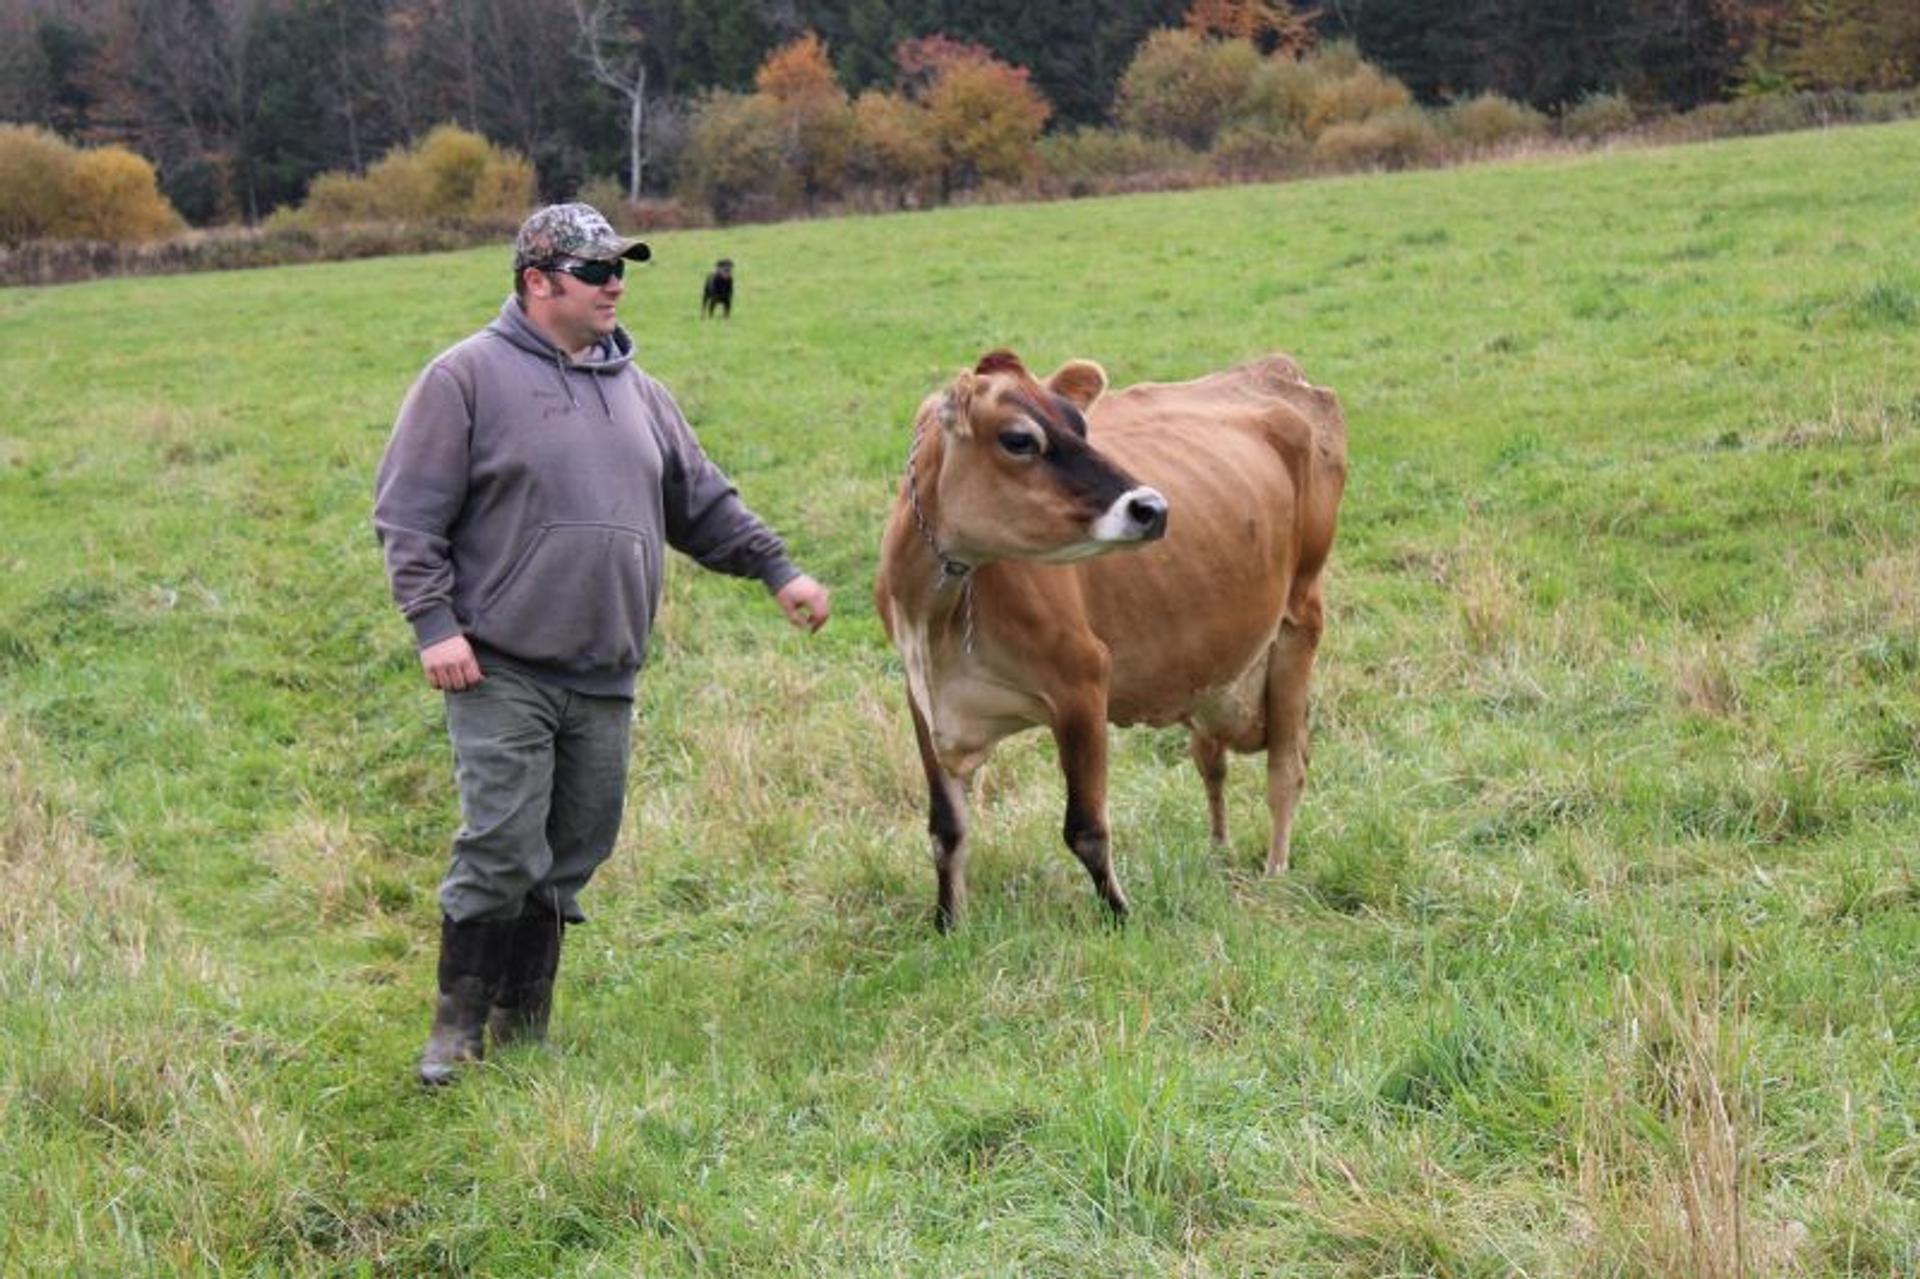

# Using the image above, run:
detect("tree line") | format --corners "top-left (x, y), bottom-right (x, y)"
top-left (1, 0), bottom-right (1915, 228)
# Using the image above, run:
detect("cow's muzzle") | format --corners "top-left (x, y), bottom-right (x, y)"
top-left (1092, 486), bottom-right (1169, 543)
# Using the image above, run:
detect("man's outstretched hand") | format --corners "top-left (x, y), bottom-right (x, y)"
top-left (775, 574), bottom-right (832, 632)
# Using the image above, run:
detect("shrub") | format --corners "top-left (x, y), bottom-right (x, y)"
top-left (62, 146), bottom-right (183, 241)
top-left (849, 90), bottom-right (941, 202)
top-left (1238, 56), bottom-right (1320, 133)
top-left (1209, 121), bottom-right (1310, 178)
top-left (1314, 106), bottom-right (1440, 170)
top-left (1308, 38), bottom-right (1365, 78)
top-left (756, 32), bottom-right (856, 200)
top-left (925, 56), bottom-right (1050, 190)
top-left (416, 125), bottom-right (494, 213)
top-left (1305, 60), bottom-right (1414, 136)
top-left (0, 124), bottom-right (77, 245)
top-left (1115, 29), bottom-right (1262, 149)
top-left (355, 149), bottom-right (431, 218)
top-left (418, 124), bottom-right (533, 219)
top-left (1038, 128), bottom-right (1203, 193)
top-left (1671, 89), bottom-right (1917, 140)
top-left (296, 125), bottom-right (534, 226)
top-left (573, 175), bottom-right (628, 218)
top-left (1443, 93), bottom-right (1549, 148)
top-left (161, 153), bottom-right (228, 225)
top-left (681, 91), bottom-right (797, 221)
top-left (464, 146), bottom-right (537, 221)
top-left (1560, 91), bottom-right (1637, 140)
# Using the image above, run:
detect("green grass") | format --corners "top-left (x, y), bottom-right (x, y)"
top-left (4, 121), bottom-right (1919, 1275)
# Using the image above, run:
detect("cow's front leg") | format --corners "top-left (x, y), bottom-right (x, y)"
top-left (909, 692), bottom-right (970, 932)
top-left (1053, 702), bottom-right (1129, 921)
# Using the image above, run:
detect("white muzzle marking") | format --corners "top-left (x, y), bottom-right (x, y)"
top-left (1090, 486), bottom-right (1169, 543)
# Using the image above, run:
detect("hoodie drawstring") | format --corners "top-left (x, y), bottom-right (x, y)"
top-left (552, 351), bottom-right (615, 418)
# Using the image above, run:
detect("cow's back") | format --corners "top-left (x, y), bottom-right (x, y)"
top-left (1073, 355), bottom-right (1346, 726)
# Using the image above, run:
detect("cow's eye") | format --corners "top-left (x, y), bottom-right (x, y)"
top-left (998, 430), bottom-right (1042, 457)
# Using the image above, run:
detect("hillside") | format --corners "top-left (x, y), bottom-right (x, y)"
top-left (2, 121), bottom-right (1917, 1274)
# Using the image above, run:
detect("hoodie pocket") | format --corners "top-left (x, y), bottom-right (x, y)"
top-left (476, 522), bottom-right (660, 673)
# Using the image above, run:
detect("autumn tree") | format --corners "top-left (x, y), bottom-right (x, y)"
top-left (755, 32), bottom-right (855, 201)
top-left (892, 34), bottom-right (995, 99)
top-left (849, 87), bottom-right (939, 203)
top-left (1116, 28), bottom-right (1263, 148)
top-left (63, 143), bottom-right (184, 239)
top-left (1185, 0), bottom-right (1318, 56)
top-left (923, 52), bottom-right (1051, 191)
top-left (1773, 0), bottom-right (1920, 90)
top-left (681, 90), bottom-right (792, 220)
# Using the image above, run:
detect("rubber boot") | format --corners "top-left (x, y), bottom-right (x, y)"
top-left (418, 916), bottom-right (512, 1087)
top-left (488, 908), bottom-right (563, 1049)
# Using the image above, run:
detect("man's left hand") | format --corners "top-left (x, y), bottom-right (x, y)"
top-left (775, 574), bottom-right (832, 632)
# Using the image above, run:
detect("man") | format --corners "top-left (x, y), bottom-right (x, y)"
top-left (374, 203), bottom-right (831, 1086)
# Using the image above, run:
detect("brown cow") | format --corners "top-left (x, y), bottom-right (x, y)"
top-left (875, 349), bottom-right (1346, 929)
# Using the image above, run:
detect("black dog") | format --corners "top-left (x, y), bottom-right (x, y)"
top-left (701, 258), bottom-right (734, 318)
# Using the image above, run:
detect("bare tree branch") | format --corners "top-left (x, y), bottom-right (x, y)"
top-left (573, 0), bottom-right (647, 201)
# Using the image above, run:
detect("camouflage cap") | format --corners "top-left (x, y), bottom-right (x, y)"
top-left (513, 202), bottom-right (651, 269)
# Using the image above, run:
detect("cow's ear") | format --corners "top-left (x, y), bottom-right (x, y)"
top-left (940, 371), bottom-right (979, 437)
top-left (1046, 359), bottom-right (1108, 412)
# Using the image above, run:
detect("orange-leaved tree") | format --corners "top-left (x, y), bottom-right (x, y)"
top-left (1184, 0), bottom-right (1318, 56)
top-left (919, 47), bottom-right (1051, 192)
top-left (754, 32), bottom-right (855, 201)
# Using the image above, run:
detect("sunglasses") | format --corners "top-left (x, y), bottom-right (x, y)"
top-left (548, 258), bottom-right (625, 286)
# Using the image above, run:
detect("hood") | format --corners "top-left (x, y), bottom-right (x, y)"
top-left (487, 297), bottom-right (635, 374)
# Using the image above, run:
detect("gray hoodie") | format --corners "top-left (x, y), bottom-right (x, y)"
top-left (374, 299), bottom-right (799, 697)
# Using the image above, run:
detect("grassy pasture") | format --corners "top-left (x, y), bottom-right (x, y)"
top-left (3, 121), bottom-right (1919, 1275)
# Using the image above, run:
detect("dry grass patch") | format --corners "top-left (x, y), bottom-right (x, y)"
top-left (254, 799), bottom-right (409, 924)
top-left (1768, 386), bottom-right (1918, 450)
top-left (0, 717), bottom-right (164, 993)
top-left (1577, 963), bottom-right (1775, 1278)
top-left (1674, 641), bottom-right (1747, 720)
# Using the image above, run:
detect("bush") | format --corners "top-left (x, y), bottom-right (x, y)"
top-left (1560, 91), bottom-right (1637, 140)
top-left (849, 90), bottom-right (941, 203)
top-left (1308, 38), bottom-right (1365, 78)
top-left (1443, 93), bottom-right (1549, 148)
top-left (1209, 121), bottom-right (1310, 178)
top-left (1305, 61), bottom-right (1414, 136)
top-left (161, 153), bottom-right (228, 225)
top-left (296, 125), bottom-right (534, 226)
top-left (573, 175), bottom-right (628, 217)
top-left (1314, 106), bottom-right (1440, 170)
top-left (926, 56), bottom-right (1050, 190)
top-left (1670, 89), bottom-right (1920, 141)
top-left (1115, 29), bottom-right (1262, 149)
top-left (755, 32), bottom-right (856, 201)
top-left (62, 146), bottom-right (183, 242)
top-left (419, 125), bottom-right (534, 219)
top-left (1238, 56), bottom-right (1320, 133)
top-left (681, 91), bottom-right (798, 221)
top-left (1038, 128), bottom-right (1203, 193)
top-left (0, 124), bottom-right (77, 245)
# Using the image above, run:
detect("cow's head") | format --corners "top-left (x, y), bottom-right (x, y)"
top-left (915, 349), bottom-right (1168, 565)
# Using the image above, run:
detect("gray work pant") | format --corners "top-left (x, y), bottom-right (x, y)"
top-left (439, 667), bottom-right (634, 924)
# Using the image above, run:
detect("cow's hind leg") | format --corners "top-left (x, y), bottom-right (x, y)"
top-left (1054, 703), bottom-right (1129, 921)
top-left (1189, 732), bottom-right (1228, 847)
top-left (909, 694), bottom-right (970, 931)
top-left (1264, 594), bottom-right (1324, 876)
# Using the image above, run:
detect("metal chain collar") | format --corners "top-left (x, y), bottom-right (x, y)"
top-left (904, 424), bottom-right (977, 653)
